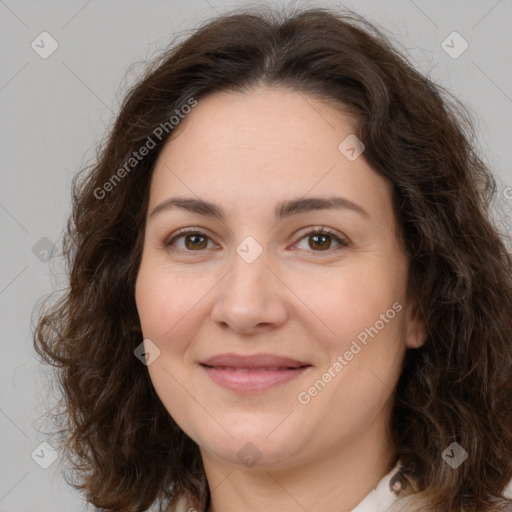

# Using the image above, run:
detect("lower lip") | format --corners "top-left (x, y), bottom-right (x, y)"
top-left (201, 365), bottom-right (311, 392)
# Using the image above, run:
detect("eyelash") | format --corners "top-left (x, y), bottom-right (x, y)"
top-left (164, 226), bottom-right (349, 255)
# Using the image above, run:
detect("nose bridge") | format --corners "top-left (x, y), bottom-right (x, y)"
top-left (210, 237), bottom-right (288, 331)
top-left (225, 237), bottom-right (274, 303)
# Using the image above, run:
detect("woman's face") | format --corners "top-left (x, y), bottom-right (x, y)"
top-left (135, 86), bottom-right (425, 471)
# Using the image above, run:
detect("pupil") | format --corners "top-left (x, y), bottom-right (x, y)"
top-left (183, 234), bottom-right (332, 251)
top-left (186, 234), bottom-right (206, 250)
top-left (311, 234), bottom-right (330, 250)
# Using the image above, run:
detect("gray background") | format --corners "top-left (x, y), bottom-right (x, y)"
top-left (1, 0), bottom-right (511, 510)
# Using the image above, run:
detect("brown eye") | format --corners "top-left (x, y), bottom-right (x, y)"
top-left (183, 233), bottom-right (208, 250)
top-left (166, 230), bottom-right (213, 251)
top-left (308, 233), bottom-right (333, 251)
top-left (294, 228), bottom-right (349, 253)
top-left (164, 227), bottom-right (348, 255)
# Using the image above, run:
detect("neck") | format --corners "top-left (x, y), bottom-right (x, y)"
top-left (201, 411), bottom-right (395, 512)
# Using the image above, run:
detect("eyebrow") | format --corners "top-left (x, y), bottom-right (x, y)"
top-left (149, 196), bottom-right (369, 221)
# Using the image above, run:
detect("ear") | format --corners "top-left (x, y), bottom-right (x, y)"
top-left (404, 297), bottom-right (426, 349)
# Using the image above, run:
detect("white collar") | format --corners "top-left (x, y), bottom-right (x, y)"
top-left (174, 459), bottom-right (512, 512)
top-left (174, 460), bottom-right (403, 512)
top-left (350, 460), bottom-right (403, 511)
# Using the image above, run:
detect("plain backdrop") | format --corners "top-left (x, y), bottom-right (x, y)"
top-left (1, 0), bottom-right (511, 510)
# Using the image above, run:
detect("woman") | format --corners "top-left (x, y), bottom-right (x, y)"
top-left (34, 5), bottom-right (512, 512)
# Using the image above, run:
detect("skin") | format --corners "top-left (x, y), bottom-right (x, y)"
top-left (135, 85), bottom-right (426, 512)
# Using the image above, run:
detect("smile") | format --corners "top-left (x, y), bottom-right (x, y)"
top-left (200, 364), bottom-right (311, 392)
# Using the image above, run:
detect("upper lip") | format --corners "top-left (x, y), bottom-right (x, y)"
top-left (199, 353), bottom-right (311, 369)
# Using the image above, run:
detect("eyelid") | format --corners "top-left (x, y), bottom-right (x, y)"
top-left (291, 226), bottom-right (349, 252)
top-left (164, 227), bottom-right (218, 250)
top-left (164, 226), bottom-right (349, 253)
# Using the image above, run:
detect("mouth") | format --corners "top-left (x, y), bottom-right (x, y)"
top-left (199, 353), bottom-right (312, 393)
top-left (201, 365), bottom-right (309, 371)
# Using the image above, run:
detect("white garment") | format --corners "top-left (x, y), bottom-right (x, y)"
top-left (352, 461), bottom-right (512, 512)
top-left (173, 460), bottom-right (512, 512)
top-left (350, 461), bottom-right (403, 511)
top-left (172, 463), bottom-right (403, 512)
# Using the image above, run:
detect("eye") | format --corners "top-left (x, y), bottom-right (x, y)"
top-left (164, 226), bottom-right (349, 254)
top-left (292, 227), bottom-right (349, 253)
top-left (165, 228), bottom-right (215, 251)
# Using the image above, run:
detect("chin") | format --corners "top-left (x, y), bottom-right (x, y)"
top-left (195, 421), bottom-right (310, 470)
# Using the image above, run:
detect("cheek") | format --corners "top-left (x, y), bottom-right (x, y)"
top-left (135, 261), bottom-right (219, 375)
top-left (135, 265), bottom-right (205, 436)
top-left (302, 261), bottom-right (407, 408)
top-left (308, 263), bottom-right (404, 352)
top-left (135, 262), bottom-right (194, 342)
top-left (323, 270), bottom-right (406, 396)
top-left (135, 267), bottom-right (166, 339)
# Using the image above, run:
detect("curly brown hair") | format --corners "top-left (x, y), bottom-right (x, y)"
top-left (33, 4), bottom-right (512, 511)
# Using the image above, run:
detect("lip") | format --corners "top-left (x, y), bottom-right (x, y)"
top-left (200, 353), bottom-right (309, 369)
top-left (199, 353), bottom-right (312, 393)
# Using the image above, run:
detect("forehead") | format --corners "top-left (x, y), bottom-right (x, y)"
top-left (149, 86), bottom-right (393, 224)
top-left (165, 86), bottom-right (358, 154)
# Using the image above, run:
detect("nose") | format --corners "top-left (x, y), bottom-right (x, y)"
top-left (210, 247), bottom-right (289, 335)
